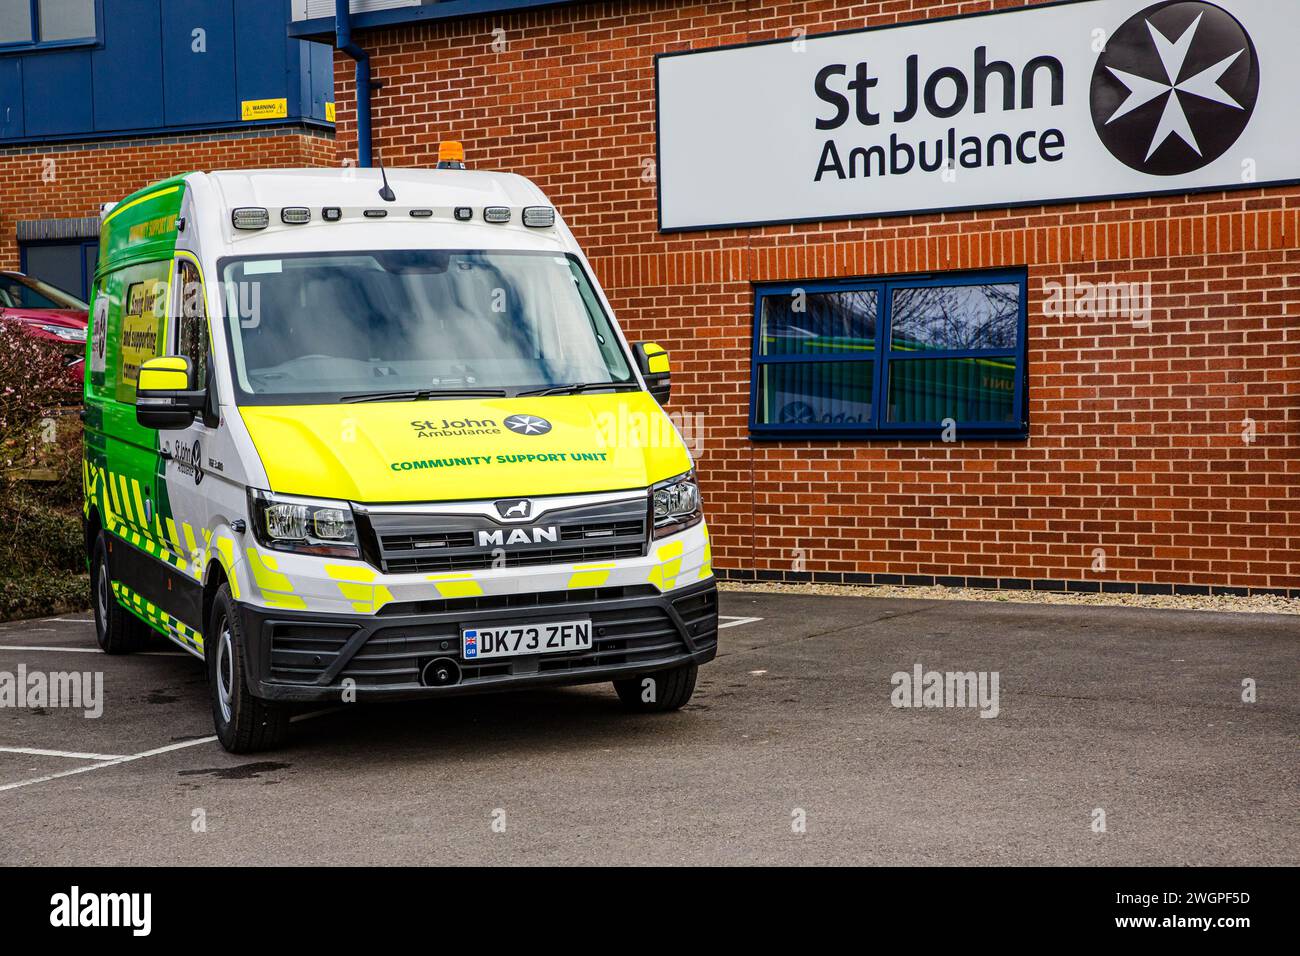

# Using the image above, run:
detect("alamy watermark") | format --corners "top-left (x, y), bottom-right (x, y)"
top-left (50, 887), bottom-right (150, 936)
top-left (1042, 275), bottom-right (1152, 328)
top-left (0, 666), bottom-right (103, 718)
top-left (890, 663), bottom-right (1000, 718)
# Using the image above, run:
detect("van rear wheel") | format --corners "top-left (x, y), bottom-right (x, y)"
top-left (91, 532), bottom-right (148, 654)
top-left (613, 662), bottom-right (698, 712)
top-left (207, 584), bottom-right (288, 753)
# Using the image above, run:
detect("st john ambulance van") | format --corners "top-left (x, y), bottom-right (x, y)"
top-left (84, 155), bottom-right (716, 752)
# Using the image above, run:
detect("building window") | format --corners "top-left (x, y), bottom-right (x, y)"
top-left (20, 238), bottom-right (97, 302)
top-left (0, 0), bottom-right (97, 48)
top-left (751, 269), bottom-right (1028, 440)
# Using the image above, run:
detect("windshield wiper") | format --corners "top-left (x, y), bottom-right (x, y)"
top-left (340, 387), bottom-right (509, 403)
top-left (518, 382), bottom-right (641, 397)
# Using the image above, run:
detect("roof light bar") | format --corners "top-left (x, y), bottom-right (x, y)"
top-left (484, 206), bottom-right (511, 224)
top-left (281, 207), bottom-right (311, 225)
top-left (232, 207), bottom-right (269, 230)
top-left (523, 206), bottom-right (556, 228)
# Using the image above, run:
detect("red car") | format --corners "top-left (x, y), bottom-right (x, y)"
top-left (0, 271), bottom-right (89, 393)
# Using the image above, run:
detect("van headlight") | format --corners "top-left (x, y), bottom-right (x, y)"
top-left (651, 471), bottom-right (702, 539)
top-left (248, 489), bottom-right (359, 558)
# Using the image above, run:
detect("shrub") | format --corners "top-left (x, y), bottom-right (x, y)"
top-left (0, 326), bottom-right (86, 620)
top-left (0, 327), bottom-right (71, 473)
top-left (0, 574), bottom-right (89, 621)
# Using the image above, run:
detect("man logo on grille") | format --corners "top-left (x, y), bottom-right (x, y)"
top-left (495, 498), bottom-right (532, 520)
top-left (1090, 1), bottom-right (1259, 176)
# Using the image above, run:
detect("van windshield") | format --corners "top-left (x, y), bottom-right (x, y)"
top-left (219, 249), bottom-right (634, 405)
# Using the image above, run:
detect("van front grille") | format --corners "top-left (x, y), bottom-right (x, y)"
top-left (357, 495), bottom-right (649, 575)
top-left (265, 584), bottom-right (713, 689)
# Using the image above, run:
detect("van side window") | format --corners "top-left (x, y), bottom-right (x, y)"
top-left (175, 259), bottom-right (208, 387)
top-left (114, 261), bottom-right (170, 404)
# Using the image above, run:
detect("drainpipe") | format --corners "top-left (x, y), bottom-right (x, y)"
top-left (335, 0), bottom-right (372, 168)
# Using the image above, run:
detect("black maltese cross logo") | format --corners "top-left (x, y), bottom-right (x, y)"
top-left (1091, 1), bottom-right (1259, 176)
top-left (503, 414), bottom-right (552, 436)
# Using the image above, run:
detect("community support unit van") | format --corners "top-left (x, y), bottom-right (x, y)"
top-left (83, 159), bottom-right (716, 752)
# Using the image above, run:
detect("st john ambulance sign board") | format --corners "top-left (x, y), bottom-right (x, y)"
top-left (655, 0), bottom-right (1299, 231)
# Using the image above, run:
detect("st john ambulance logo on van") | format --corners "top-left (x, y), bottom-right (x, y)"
top-left (503, 414), bottom-right (552, 436)
top-left (1091, 1), bottom-right (1259, 176)
top-left (171, 439), bottom-right (204, 485)
top-left (410, 417), bottom-right (501, 438)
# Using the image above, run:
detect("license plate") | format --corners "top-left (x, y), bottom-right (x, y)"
top-left (462, 618), bottom-right (593, 660)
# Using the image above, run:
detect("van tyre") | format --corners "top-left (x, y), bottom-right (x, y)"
top-left (208, 584), bottom-right (288, 753)
top-left (614, 662), bottom-right (697, 712)
top-left (91, 532), bottom-right (149, 654)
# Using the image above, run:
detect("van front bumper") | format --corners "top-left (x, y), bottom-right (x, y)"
top-left (236, 579), bottom-right (718, 702)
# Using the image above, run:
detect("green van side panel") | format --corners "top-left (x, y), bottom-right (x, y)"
top-left (96, 175), bottom-right (188, 274)
top-left (84, 176), bottom-right (192, 634)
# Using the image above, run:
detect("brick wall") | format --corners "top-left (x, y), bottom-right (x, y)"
top-left (0, 126), bottom-right (337, 272)
top-left (340, 1), bottom-right (1297, 594)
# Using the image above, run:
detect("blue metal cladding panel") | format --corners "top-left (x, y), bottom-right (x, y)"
top-left (308, 35), bottom-right (332, 122)
top-left (161, 0), bottom-right (237, 127)
top-left (92, 0), bottom-right (164, 133)
top-left (1, 0), bottom-right (323, 143)
top-left (23, 50), bottom-right (94, 136)
top-left (234, 0), bottom-right (291, 114)
top-left (0, 57), bottom-right (22, 138)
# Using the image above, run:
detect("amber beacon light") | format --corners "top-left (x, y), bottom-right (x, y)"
top-left (437, 141), bottom-right (466, 169)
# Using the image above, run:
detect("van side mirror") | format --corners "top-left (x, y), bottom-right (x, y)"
top-left (634, 341), bottom-right (671, 404)
top-left (136, 356), bottom-right (204, 430)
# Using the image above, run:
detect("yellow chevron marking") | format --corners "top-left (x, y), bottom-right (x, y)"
top-left (131, 480), bottom-right (147, 532)
top-left (118, 475), bottom-right (134, 524)
top-left (426, 573), bottom-right (483, 599)
top-left (213, 537), bottom-right (240, 600)
top-left (568, 562), bottom-right (617, 589)
top-left (649, 540), bottom-right (685, 592)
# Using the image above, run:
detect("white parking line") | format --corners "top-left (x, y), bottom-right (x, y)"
top-left (0, 645), bottom-right (186, 656)
top-left (0, 746), bottom-right (128, 761)
top-left (719, 616), bottom-right (763, 629)
top-left (0, 736), bottom-right (219, 793)
top-left (0, 708), bottom-right (342, 794)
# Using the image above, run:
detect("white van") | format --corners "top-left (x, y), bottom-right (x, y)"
top-left (84, 156), bottom-right (716, 752)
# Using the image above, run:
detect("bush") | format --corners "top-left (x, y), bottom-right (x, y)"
top-left (0, 328), bottom-right (71, 473)
top-left (0, 328), bottom-right (86, 620)
top-left (0, 478), bottom-right (84, 575)
top-left (0, 573), bottom-right (89, 621)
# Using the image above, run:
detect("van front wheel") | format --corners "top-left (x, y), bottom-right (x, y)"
top-left (613, 662), bottom-right (697, 712)
top-left (207, 584), bottom-right (288, 753)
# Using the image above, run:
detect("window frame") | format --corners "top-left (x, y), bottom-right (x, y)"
top-left (749, 268), bottom-right (1029, 441)
top-left (0, 0), bottom-right (102, 54)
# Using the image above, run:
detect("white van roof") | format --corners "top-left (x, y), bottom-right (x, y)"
top-left (199, 167), bottom-right (548, 212)
top-left (187, 167), bottom-right (569, 255)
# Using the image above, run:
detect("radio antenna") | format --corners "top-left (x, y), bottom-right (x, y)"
top-left (376, 154), bottom-right (396, 202)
